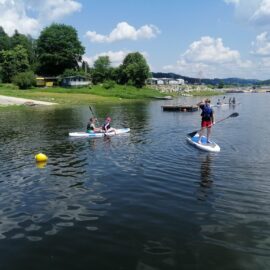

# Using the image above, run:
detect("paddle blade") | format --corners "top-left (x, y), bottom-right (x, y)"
top-left (230, 112), bottom-right (239, 117)
top-left (188, 131), bottom-right (198, 138)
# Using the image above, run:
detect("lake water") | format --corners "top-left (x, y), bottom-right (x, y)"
top-left (0, 93), bottom-right (270, 270)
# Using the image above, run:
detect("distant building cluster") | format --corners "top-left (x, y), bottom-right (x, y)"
top-left (147, 78), bottom-right (185, 85)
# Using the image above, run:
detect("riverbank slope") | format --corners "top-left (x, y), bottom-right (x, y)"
top-left (0, 84), bottom-right (167, 105)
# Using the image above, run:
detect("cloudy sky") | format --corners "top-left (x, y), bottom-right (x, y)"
top-left (2, 0), bottom-right (270, 79)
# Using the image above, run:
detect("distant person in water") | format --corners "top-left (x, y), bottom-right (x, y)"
top-left (87, 118), bottom-right (102, 133)
top-left (217, 99), bottom-right (222, 105)
top-left (102, 117), bottom-right (116, 134)
top-left (232, 97), bottom-right (236, 104)
top-left (229, 97), bottom-right (232, 104)
top-left (197, 99), bottom-right (215, 144)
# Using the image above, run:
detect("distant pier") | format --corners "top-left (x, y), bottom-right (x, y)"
top-left (162, 105), bottom-right (198, 112)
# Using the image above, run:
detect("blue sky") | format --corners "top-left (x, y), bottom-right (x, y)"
top-left (1, 0), bottom-right (270, 79)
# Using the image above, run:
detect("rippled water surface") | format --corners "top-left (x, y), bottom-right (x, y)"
top-left (0, 93), bottom-right (270, 269)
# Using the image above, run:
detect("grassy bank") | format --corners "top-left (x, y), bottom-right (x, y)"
top-left (187, 90), bottom-right (224, 96)
top-left (0, 84), bottom-right (166, 105)
top-left (0, 83), bottom-right (224, 106)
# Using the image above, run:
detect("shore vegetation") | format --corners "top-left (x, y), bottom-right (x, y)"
top-left (0, 83), bottom-right (167, 105)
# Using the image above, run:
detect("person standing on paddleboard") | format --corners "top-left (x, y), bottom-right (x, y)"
top-left (197, 99), bottom-right (215, 144)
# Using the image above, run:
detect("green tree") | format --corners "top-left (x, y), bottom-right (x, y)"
top-left (36, 23), bottom-right (85, 76)
top-left (91, 56), bottom-right (111, 84)
top-left (13, 71), bottom-right (36, 89)
top-left (0, 45), bottom-right (30, 82)
top-left (0, 27), bottom-right (10, 51)
top-left (218, 80), bottom-right (224, 89)
top-left (10, 30), bottom-right (36, 65)
top-left (119, 52), bottom-right (150, 88)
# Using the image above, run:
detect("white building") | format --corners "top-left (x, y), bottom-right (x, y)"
top-left (147, 77), bottom-right (185, 85)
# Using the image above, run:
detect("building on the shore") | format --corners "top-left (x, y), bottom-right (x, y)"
top-left (147, 77), bottom-right (185, 85)
top-left (61, 75), bottom-right (91, 87)
top-left (36, 76), bottom-right (59, 87)
top-left (147, 78), bottom-right (165, 85)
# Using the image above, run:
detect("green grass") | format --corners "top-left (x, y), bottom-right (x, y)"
top-left (0, 83), bottom-right (166, 105)
top-left (188, 90), bottom-right (224, 96)
top-left (0, 83), bottom-right (224, 106)
top-left (87, 85), bottom-right (166, 99)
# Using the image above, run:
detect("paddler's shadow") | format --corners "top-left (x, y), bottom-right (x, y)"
top-left (197, 154), bottom-right (213, 201)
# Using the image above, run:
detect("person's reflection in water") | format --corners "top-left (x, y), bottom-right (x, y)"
top-left (197, 154), bottom-right (213, 201)
top-left (87, 137), bottom-right (97, 150)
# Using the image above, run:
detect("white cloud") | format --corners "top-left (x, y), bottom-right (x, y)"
top-left (0, 0), bottom-right (81, 36)
top-left (251, 31), bottom-right (270, 55)
top-left (162, 36), bottom-right (254, 79)
top-left (250, 0), bottom-right (270, 25)
top-left (0, 0), bottom-right (40, 36)
top-left (182, 36), bottom-right (240, 64)
top-left (224, 0), bottom-right (240, 5)
top-left (224, 0), bottom-right (270, 26)
top-left (33, 0), bottom-right (82, 21)
top-left (86, 21), bottom-right (160, 43)
top-left (83, 50), bottom-right (149, 67)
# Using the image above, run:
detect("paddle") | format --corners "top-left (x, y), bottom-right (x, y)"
top-left (188, 112), bottom-right (239, 138)
top-left (89, 105), bottom-right (108, 135)
top-left (89, 106), bottom-right (101, 126)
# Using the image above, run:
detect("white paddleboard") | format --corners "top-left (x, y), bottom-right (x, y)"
top-left (187, 133), bottom-right (220, 152)
top-left (69, 128), bottom-right (130, 138)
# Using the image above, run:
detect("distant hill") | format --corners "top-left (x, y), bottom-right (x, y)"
top-left (152, 72), bottom-right (262, 86)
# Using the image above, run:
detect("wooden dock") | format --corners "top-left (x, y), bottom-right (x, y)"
top-left (162, 105), bottom-right (198, 112)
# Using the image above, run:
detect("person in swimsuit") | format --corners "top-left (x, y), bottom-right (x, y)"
top-left (87, 118), bottom-right (102, 133)
top-left (102, 117), bottom-right (116, 134)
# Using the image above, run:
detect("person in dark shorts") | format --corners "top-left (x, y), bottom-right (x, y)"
top-left (197, 99), bottom-right (215, 144)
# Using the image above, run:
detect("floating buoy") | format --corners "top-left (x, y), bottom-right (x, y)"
top-left (35, 153), bottom-right (48, 162)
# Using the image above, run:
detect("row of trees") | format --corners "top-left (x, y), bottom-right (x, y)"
top-left (0, 24), bottom-right (150, 88)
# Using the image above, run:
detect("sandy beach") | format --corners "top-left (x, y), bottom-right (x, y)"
top-left (0, 95), bottom-right (58, 106)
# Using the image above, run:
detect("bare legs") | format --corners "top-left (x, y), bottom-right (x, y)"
top-left (198, 127), bottom-right (211, 144)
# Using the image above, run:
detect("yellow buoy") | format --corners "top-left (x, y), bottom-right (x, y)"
top-left (35, 153), bottom-right (48, 162)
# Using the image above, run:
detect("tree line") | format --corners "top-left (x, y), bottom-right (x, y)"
top-left (0, 24), bottom-right (150, 89)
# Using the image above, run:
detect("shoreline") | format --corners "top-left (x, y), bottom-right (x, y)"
top-left (0, 95), bottom-right (58, 106)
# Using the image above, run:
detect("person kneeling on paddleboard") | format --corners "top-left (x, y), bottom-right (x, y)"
top-left (102, 117), bottom-right (116, 134)
top-left (87, 118), bottom-right (102, 133)
top-left (197, 99), bottom-right (215, 144)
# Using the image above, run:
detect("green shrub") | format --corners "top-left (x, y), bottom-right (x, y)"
top-left (103, 80), bottom-right (115, 89)
top-left (12, 71), bottom-right (36, 89)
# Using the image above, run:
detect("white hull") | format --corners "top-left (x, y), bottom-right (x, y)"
top-left (69, 128), bottom-right (130, 138)
top-left (187, 133), bottom-right (220, 152)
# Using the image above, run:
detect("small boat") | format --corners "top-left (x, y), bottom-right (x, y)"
top-left (186, 133), bottom-right (220, 152)
top-left (69, 128), bottom-right (130, 137)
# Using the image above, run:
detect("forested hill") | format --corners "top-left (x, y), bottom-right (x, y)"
top-left (152, 72), bottom-right (262, 86)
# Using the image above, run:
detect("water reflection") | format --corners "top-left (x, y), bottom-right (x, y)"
top-left (94, 102), bottom-right (150, 131)
top-left (36, 161), bottom-right (47, 169)
top-left (136, 240), bottom-right (176, 270)
top-left (200, 154), bottom-right (213, 187)
top-left (197, 154), bottom-right (213, 201)
top-left (0, 95), bottom-right (270, 269)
